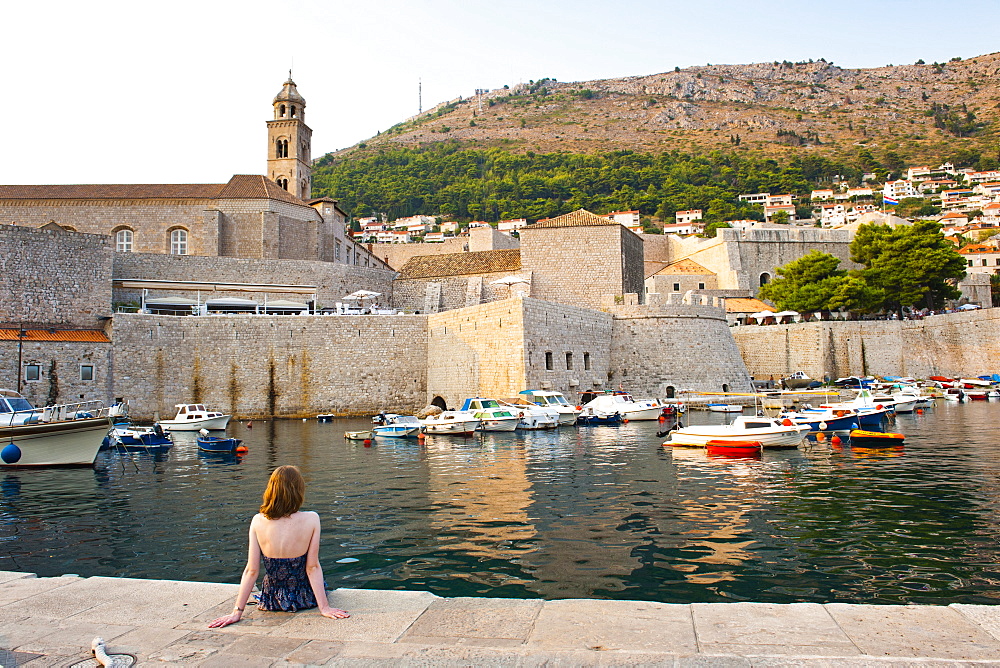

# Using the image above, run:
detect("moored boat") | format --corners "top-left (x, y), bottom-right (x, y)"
top-left (782, 371), bottom-right (814, 389)
top-left (705, 439), bottom-right (763, 457)
top-left (157, 404), bottom-right (231, 431)
top-left (662, 416), bottom-right (809, 449)
top-left (0, 391), bottom-right (113, 467)
top-left (103, 423), bottom-right (172, 450)
top-left (371, 414), bottom-right (422, 438)
top-left (344, 430), bottom-right (371, 440)
top-left (707, 403), bottom-right (744, 413)
top-left (459, 399), bottom-right (520, 432)
top-left (576, 412), bottom-right (624, 425)
top-left (849, 429), bottom-right (905, 448)
top-left (420, 411), bottom-right (480, 436)
top-left (517, 390), bottom-right (582, 425)
top-left (196, 429), bottom-right (245, 453)
top-left (580, 391), bottom-right (662, 421)
top-left (778, 407), bottom-right (860, 432)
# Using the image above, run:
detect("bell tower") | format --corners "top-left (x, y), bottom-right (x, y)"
top-left (267, 73), bottom-right (312, 199)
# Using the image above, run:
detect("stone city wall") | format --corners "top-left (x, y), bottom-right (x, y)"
top-left (392, 271), bottom-right (518, 313)
top-left (370, 238), bottom-right (468, 270)
top-left (608, 296), bottom-right (753, 398)
top-left (112, 253), bottom-right (396, 309)
top-left (426, 298), bottom-right (528, 409)
top-left (111, 313), bottom-right (428, 419)
top-left (733, 308), bottom-right (1000, 380)
top-left (0, 225), bottom-right (112, 329)
top-left (0, 340), bottom-right (113, 409)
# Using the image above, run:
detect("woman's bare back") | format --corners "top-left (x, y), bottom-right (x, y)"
top-left (252, 511), bottom-right (318, 558)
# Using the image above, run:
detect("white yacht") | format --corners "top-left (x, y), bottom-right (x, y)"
top-left (580, 391), bottom-right (661, 421)
top-left (156, 404), bottom-right (231, 431)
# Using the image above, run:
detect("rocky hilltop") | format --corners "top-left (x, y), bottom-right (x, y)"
top-left (336, 54), bottom-right (1000, 164)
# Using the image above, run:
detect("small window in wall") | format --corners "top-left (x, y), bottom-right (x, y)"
top-left (666, 385), bottom-right (676, 398)
top-left (170, 229), bottom-right (188, 255)
top-left (566, 352), bottom-right (574, 370)
top-left (24, 364), bottom-right (40, 382)
top-left (584, 352), bottom-right (591, 370)
top-left (698, 282), bottom-right (705, 290)
top-left (115, 229), bottom-right (133, 252)
top-left (545, 352), bottom-right (553, 370)
top-left (722, 383), bottom-right (729, 393)
top-left (335, 242), bottom-right (341, 261)
top-left (80, 365), bottom-right (94, 381)
top-left (969, 260), bottom-right (974, 267)
top-left (759, 273), bottom-right (771, 286)
top-left (673, 283), bottom-right (680, 292)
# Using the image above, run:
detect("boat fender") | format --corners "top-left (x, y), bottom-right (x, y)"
top-left (831, 435), bottom-right (841, 445)
top-left (576, 405), bottom-right (582, 410)
top-left (851, 422), bottom-right (858, 429)
top-left (876, 404), bottom-right (884, 410)
top-left (782, 418), bottom-right (793, 426)
top-left (819, 421), bottom-right (828, 430)
top-left (236, 445), bottom-right (248, 453)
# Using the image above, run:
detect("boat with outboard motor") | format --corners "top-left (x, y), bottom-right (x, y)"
top-left (196, 428), bottom-right (246, 453)
top-left (103, 423), bottom-right (172, 450)
top-left (371, 413), bottom-right (422, 438)
top-left (662, 415), bottom-right (810, 449)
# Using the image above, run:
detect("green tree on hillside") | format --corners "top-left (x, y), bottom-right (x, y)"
top-left (850, 221), bottom-right (966, 314)
top-left (757, 250), bottom-right (881, 313)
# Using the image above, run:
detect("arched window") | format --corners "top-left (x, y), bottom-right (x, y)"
top-left (759, 272), bottom-right (771, 287)
top-left (169, 228), bottom-right (188, 255)
top-left (115, 228), bottom-right (133, 252)
top-left (277, 177), bottom-right (289, 190)
top-left (291, 105), bottom-right (297, 118)
top-left (666, 386), bottom-right (676, 398)
top-left (279, 104), bottom-right (286, 118)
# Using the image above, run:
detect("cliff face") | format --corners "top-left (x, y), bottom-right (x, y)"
top-left (335, 54), bottom-right (1000, 164)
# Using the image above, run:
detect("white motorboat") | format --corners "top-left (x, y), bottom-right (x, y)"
top-left (156, 404), bottom-right (231, 431)
top-left (517, 390), bottom-right (581, 425)
top-left (580, 391), bottom-right (662, 421)
top-left (459, 399), bottom-right (520, 432)
top-left (663, 415), bottom-right (810, 449)
top-left (371, 414), bottom-right (422, 438)
top-left (421, 411), bottom-right (480, 436)
top-left (0, 390), bottom-right (112, 467)
top-left (500, 400), bottom-right (560, 430)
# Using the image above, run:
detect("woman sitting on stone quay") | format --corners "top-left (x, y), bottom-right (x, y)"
top-left (209, 465), bottom-right (349, 627)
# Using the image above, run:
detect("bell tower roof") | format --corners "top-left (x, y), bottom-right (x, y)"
top-left (273, 71), bottom-right (305, 106)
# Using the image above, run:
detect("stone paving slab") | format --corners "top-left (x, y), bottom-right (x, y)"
top-left (1, 573), bottom-right (999, 666)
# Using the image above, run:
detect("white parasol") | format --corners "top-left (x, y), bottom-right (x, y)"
top-left (489, 276), bottom-right (530, 286)
top-left (343, 290), bottom-right (382, 301)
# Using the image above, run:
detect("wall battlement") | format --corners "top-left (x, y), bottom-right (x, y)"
top-left (600, 292), bottom-right (728, 320)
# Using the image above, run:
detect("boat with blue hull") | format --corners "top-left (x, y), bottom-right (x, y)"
top-left (103, 424), bottom-right (172, 450)
top-left (371, 414), bottom-right (422, 438)
top-left (196, 429), bottom-right (244, 453)
top-left (779, 407), bottom-right (861, 432)
top-left (577, 412), bottom-right (624, 425)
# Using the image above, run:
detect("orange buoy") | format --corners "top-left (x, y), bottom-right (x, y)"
top-left (831, 435), bottom-right (842, 445)
top-left (236, 445), bottom-right (249, 453)
top-left (363, 439), bottom-right (372, 447)
top-left (417, 433), bottom-right (426, 441)
top-left (246, 421), bottom-right (253, 429)
top-left (658, 415), bottom-right (665, 422)
top-left (916, 408), bottom-right (924, 414)
top-left (815, 431), bottom-right (826, 442)
top-left (782, 418), bottom-right (793, 426)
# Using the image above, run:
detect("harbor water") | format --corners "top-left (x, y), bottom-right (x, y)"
top-left (1, 401), bottom-right (998, 605)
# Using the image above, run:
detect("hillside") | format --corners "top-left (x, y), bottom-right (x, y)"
top-left (329, 55), bottom-right (1000, 166)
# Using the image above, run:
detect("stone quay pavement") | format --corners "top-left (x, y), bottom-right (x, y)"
top-left (1, 571), bottom-right (999, 667)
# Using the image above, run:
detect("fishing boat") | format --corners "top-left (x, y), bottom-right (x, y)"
top-left (517, 390), bottom-right (582, 425)
top-left (196, 429), bottom-right (245, 453)
top-left (663, 416), bottom-right (809, 449)
top-left (421, 411), bottom-right (480, 436)
top-left (0, 390), bottom-right (114, 467)
top-left (849, 429), bottom-right (905, 447)
top-left (782, 371), bottom-right (814, 389)
top-left (103, 423), bottom-right (172, 450)
top-left (157, 404), bottom-right (231, 431)
top-left (344, 430), bottom-right (371, 440)
top-left (707, 403), bottom-right (744, 413)
top-left (371, 414), bottom-right (422, 438)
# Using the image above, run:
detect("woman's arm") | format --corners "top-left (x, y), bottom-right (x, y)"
top-left (209, 517), bottom-right (263, 628)
top-left (304, 512), bottom-right (349, 619)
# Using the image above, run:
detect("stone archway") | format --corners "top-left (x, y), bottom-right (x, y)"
top-left (431, 395), bottom-right (448, 411)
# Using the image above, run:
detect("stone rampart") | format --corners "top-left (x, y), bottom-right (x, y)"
top-left (0, 225), bottom-right (112, 328)
top-left (112, 253), bottom-right (395, 309)
top-left (606, 298), bottom-right (753, 398)
top-left (0, 339), bottom-right (113, 409)
top-left (111, 313), bottom-right (428, 419)
top-left (733, 308), bottom-right (1000, 380)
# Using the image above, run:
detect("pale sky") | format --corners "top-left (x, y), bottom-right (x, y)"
top-left (2, 0), bottom-right (998, 185)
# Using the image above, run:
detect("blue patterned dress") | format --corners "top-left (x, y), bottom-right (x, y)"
top-left (256, 554), bottom-right (317, 612)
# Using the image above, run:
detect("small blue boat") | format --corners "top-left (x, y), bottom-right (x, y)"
top-left (576, 412), bottom-right (624, 425)
top-left (196, 429), bottom-right (245, 453)
top-left (371, 414), bottom-right (422, 438)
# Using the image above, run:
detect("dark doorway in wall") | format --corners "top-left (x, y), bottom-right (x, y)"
top-left (431, 396), bottom-right (448, 410)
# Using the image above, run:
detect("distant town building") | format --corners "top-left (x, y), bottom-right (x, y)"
top-left (675, 209), bottom-right (703, 225)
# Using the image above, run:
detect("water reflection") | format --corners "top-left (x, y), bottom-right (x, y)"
top-left (0, 403), bottom-right (999, 605)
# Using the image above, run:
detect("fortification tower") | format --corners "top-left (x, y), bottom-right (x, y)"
top-left (267, 73), bottom-right (312, 200)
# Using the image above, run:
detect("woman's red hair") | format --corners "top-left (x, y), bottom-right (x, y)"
top-left (259, 465), bottom-right (305, 519)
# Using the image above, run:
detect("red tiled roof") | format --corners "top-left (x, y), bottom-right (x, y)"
top-left (0, 329), bottom-right (110, 343)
